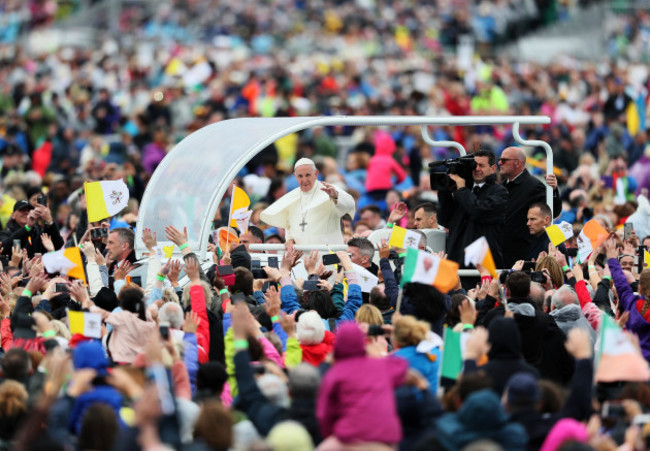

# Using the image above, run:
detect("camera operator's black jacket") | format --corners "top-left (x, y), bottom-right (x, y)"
top-left (438, 174), bottom-right (508, 268)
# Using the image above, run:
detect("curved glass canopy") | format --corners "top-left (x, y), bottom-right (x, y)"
top-left (135, 115), bottom-right (551, 259)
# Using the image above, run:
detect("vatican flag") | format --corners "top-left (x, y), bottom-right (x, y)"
top-left (84, 180), bottom-right (129, 223)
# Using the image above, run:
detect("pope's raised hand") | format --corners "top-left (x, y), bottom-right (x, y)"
top-left (321, 182), bottom-right (338, 200)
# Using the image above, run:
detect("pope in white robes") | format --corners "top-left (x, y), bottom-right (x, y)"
top-left (260, 158), bottom-right (355, 246)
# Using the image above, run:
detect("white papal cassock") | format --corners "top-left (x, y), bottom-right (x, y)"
top-left (260, 180), bottom-right (355, 245)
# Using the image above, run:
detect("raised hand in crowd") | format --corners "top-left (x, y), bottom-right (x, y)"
top-left (183, 311), bottom-right (201, 334)
top-left (165, 225), bottom-right (189, 250)
top-left (183, 254), bottom-right (201, 285)
top-left (459, 298), bottom-right (477, 326)
top-left (263, 285), bottom-right (281, 318)
top-left (69, 280), bottom-right (92, 308)
top-left (387, 202), bottom-right (407, 225)
top-left (168, 259), bottom-right (182, 287)
top-left (379, 238), bottom-right (390, 260)
top-left (114, 260), bottom-right (133, 281)
top-left (316, 263), bottom-right (333, 280)
top-left (81, 240), bottom-right (97, 262)
top-left (605, 236), bottom-right (620, 260)
top-left (142, 227), bottom-right (157, 252)
top-left (10, 244), bottom-right (23, 267)
top-left (304, 250), bottom-right (319, 274)
top-left (279, 311), bottom-right (296, 337)
top-left (336, 250), bottom-right (353, 271)
top-left (40, 233), bottom-right (54, 252)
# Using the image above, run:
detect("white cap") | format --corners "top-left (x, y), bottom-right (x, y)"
top-left (294, 158), bottom-right (316, 171)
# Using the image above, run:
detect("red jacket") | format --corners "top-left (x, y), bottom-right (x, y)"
top-left (300, 330), bottom-right (335, 366)
top-left (190, 285), bottom-right (211, 364)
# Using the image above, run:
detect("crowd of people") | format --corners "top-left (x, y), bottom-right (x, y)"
top-left (0, 0), bottom-right (649, 450)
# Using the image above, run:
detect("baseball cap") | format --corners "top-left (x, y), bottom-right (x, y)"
top-left (505, 372), bottom-right (540, 406)
top-left (12, 200), bottom-right (34, 213)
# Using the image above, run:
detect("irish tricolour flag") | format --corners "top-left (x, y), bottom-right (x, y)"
top-left (401, 248), bottom-right (459, 293)
top-left (595, 314), bottom-right (650, 382)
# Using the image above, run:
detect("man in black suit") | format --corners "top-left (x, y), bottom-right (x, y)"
top-left (498, 147), bottom-right (562, 268)
top-left (438, 149), bottom-right (508, 268)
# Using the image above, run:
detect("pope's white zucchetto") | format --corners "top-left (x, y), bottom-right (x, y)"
top-left (294, 158), bottom-right (316, 171)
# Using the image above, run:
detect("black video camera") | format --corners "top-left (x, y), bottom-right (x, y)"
top-left (428, 155), bottom-right (477, 191)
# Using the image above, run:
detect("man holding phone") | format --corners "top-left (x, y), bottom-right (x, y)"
top-left (0, 200), bottom-right (64, 258)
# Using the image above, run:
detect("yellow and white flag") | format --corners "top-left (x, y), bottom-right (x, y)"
top-left (545, 221), bottom-right (574, 246)
top-left (68, 310), bottom-right (102, 338)
top-left (233, 208), bottom-right (252, 235)
top-left (42, 247), bottom-right (86, 283)
top-left (388, 225), bottom-right (421, 249)
top-left (644, 250), bottom-right (650, 269)
top-left (229, 185), bottom-right (250, 229)
top-left (350, 263), bottom-right (379, 293)
top-left (84, 180), bottom-right (129, 223)
top-left (464, 236), bottom-right (497, 279)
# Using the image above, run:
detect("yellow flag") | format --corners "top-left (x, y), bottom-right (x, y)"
top-left (388, 225), bottom-right (421, 249)
top-left (229, 185), bottom-right (250, 228)
top-left (644, 250), bottom-right (650, 269)
top-left (84, 180), bottom-right (129, 223)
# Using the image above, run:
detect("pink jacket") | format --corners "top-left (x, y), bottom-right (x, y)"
top-left (93, 307), bottom-right (156, 364)
top-left (365, 131), bottom-right (406, 192)
top-left (317, 322), bottom-right (407, 444)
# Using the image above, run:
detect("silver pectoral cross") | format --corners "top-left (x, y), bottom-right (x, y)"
top-left (300, 219), bottom-right (308, 231)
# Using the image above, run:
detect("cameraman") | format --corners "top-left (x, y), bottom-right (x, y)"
top-left (438, 149), bottom-right (508, 267)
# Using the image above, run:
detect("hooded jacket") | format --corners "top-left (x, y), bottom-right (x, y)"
top-left (483, 297), bottom-right (574, 385)
top-left (365, 131), bottom-right (406, 192)
top-left (316, 322), bottom-right (408, 444)
top-left (478, 317), bottom-right (539, 395)
top-left (434, 389), bottom-right (528, 451)
top-left (300, 330), bottom-right (335, 366)
top-left (549, 303), bottom-right (596, 343)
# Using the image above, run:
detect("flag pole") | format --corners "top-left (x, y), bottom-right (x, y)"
top-left (395, 288), bottom-right (403, 314)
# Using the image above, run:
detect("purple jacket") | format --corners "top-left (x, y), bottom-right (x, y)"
top-left (609, 258), bottom-right (650, 360)
top-left (142, 142), bottom-right (166, 174)
top-left (316, 322), bottom-right (408, 444)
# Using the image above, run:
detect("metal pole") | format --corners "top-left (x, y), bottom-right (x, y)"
top-left (512, 122), bottom-right (554, 218)
top-left (249, 244), bottom-right (348, 252)
top-left (421, 126), bottom-right (467, 156)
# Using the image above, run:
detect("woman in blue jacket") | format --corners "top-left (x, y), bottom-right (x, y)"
top-left (391, 315), bottom-right (442, 394)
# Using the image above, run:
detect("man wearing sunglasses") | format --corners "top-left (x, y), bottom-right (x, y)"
top-left (498, 147), bottom-right (562, 267)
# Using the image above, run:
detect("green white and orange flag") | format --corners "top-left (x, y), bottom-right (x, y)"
top-left (400, 247), bottom-right (459, 293)
top-left (464, 236), bottom-right (497, 279)
top-left (595, 314), bottom-right (650, 382)
top-left (577, 219), bottom-right (609, 263)
top-left (440, 327), bottom-right (468, 380)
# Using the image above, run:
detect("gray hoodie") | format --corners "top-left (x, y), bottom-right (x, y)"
top-left (549, 303), bottom-right (596, 343)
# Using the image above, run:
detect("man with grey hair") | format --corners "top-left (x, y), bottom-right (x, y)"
top-left (549, 285), bottom-right (595, 342)
top-left (159, 302), bottom-right (184, 331)
top-left (528, 282), bottom-right (545, 310)
top-left (261, 158), bottom-right (355, 248)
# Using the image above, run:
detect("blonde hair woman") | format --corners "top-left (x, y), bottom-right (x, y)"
top-left (392, 315), bottom-right (441, 393)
